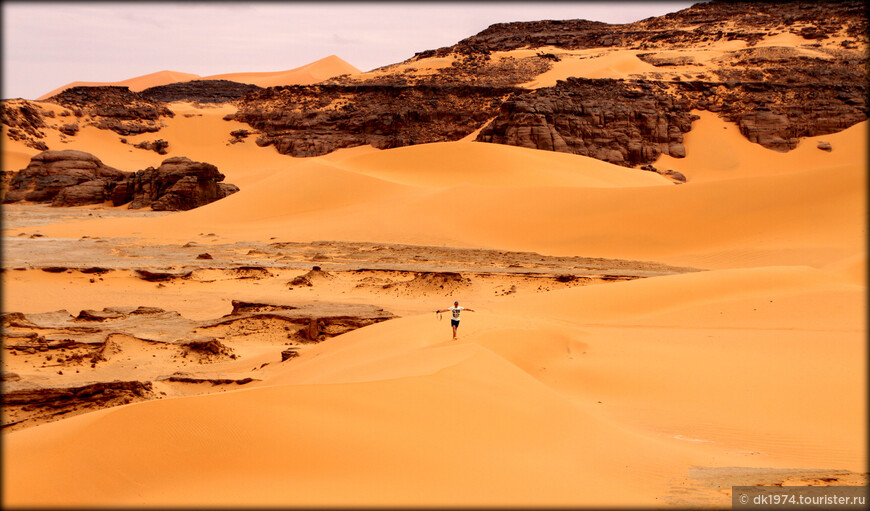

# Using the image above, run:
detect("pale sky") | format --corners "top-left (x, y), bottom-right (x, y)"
top-left (2, 1), bottom-right (696, 100)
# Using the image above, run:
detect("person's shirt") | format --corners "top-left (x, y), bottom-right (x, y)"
top-left (448, 306), bottom-right (465, 320)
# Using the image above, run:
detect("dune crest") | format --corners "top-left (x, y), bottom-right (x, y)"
top-left (36, 70), bottom-right (202, 100)
top-left (34, 56), bottom-right (360, 101)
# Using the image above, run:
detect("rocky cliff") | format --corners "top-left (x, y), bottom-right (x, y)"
top-left (477, 79), bottom-right (697, 165)
top-left (2, 150), bottom-right (238, 210)
top-left (44, 86), bottom-right (174, 135)
top-left (478, 77), bottom-right (867, 161)
top-left (226, 84), bottom-right (522, 156)
top-left (114, 157), bottom-right (240, 211)
top-left (139, 80), bottom-right (263, 103)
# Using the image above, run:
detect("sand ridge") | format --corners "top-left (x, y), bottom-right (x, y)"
top-left (34, 56), bottom-right (360, 100)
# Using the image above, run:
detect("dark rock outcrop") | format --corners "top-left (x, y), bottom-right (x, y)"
top-left (412, 1), bottom-right (865, 55)
top-left (45, 86), bottom-right (174, 135)
top-left (477, 77), bottom-right (867, 160)
top-left (477, 78), bottom-right (697, 165)
top-left (2, 150), bottom-right (126, 205)
top-left (0, 100), bottom-right (51, 151)
top-left (139, 79), bottom-right (263, 103)
top-left (316, 0), bottom-right (867, 164)
top-left (227, 84), bottom-right (523, 156)
top-left (115, 157), bottom-right (239, 210)
top-left (3, 151), bottom-right (238, 210)
top-left (133, 139), bottom-right (169, 154)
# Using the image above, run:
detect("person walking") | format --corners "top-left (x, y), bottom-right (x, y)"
top-left (436, 301), bottom-right (475, 340)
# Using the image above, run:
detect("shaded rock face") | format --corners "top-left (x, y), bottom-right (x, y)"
top-left (117, 157), bottom-right (239, 211)
top-left (670, 80), bottom-right (866, 152)
top-left (2, 151), bottom-right (238, 210)
top-left (139, 80), bottom-right (263, 103)
top-left (478, 78), bottom-right (867, 160)
top-left (0, 99), bottom-right (51, 151)
top-left (227, 84), bottom-right (522, 156)
top-left (3, 150), bottom-right (126, 205)
top-left (45, 85), bottom-right (174, 135)
top-left (478, 78), bottom-right (697, 165)
top-left (326, 51), bottom-right (553, 88)
top-left (132, 139), bottom-right (169, 154)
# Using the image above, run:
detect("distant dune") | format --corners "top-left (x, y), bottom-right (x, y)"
top-left (203, 55), bottom-right (361, 87)
top-left (35, 55), bottom-right (360, 100)
top-left (36, 70), bottom-right (203, 100)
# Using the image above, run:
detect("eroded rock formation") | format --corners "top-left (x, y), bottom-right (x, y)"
top-left (139, 79), bottom-right (263, 103)
top-left (2, 150), bottom-right (238, 210)
top-left (113, 157), bottom-right (239, 210)
top-left (45, 85), bottom-right (174, 135)
top-left (2, 150), bottom-right (126, 205)
top-left (226, 84), bottom-right (521, 156)
top-left (477, 78), bottom-right (697, 165)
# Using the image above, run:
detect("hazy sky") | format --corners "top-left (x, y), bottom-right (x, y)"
top-left (2, 1), bottom-right (695, 99)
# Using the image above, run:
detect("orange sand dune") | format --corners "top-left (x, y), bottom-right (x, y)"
top-left (3, 265), bottom-right (863, 507)
top-left (657, 111), bottom-right (868, 183)
top-left (524, 49), bottom-right (661, 87)
top-left (330, 140), bottom-right (671, 188)
top-left (34, 56), bottom-right (359, 100)
top-left (203, 55), bottom-right (361, 87)
top-left (36, 70), bottom-right (202, 100)
top-left (30, 129), bottom-right (864, 270)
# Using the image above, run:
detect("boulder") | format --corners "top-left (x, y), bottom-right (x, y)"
top-left (4, 151), bottom-right (238, 211)
top-left (117, 157), bottom-right (238, 211)
top-left (3, 150), bottom-right (125, 205)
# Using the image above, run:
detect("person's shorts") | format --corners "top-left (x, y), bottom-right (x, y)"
top-left (451, 319), bottom-right (460, 327)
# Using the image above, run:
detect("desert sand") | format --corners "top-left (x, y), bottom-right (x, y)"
top-left (34, 55), bottom-right (360, 100)
top-left (2, 29), bottom-right (866, 509)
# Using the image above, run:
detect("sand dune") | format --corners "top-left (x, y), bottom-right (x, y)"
top-left (523, 49), bottom-right (661, 87)
top-left (29, 120), bottom-right (865, 270)
top-left (3, 265), bottom-right (863, 507)
top-left (656, 111), bottom-right (868, 183)
top-left (203, 55), bottom-right (361, 87)
top-left (33, 56), bottom-right (359, 100)
top-left (2, 101), bottom-right (301, 187)
top-left (329, 140), bottom-right (672, 188)
top-left (36, 70), bottom-right (202, 100)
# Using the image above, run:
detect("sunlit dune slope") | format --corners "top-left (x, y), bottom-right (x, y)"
top-left (33, 56), bottom-right (360, 100)
top-left (3, 265), bottom-right (863, 507)
top-left (656, 111), bottom-right (868, 183)
top-left (31, 131), bottom-right (865, 270)
top-left (330, 141), bottom-right (671, 188)
top-left (203, 55), bottom-right (361, 87)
